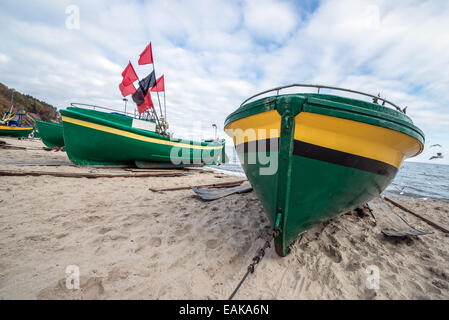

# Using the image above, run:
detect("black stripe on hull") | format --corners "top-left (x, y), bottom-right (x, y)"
top-left (292, 140), bottom-right (398, 178)
top-left (235, 138), bottom-right (279, 154)
top-left (235, 138), bottom-right (398, 178)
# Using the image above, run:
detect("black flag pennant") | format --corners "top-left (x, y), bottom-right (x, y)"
top-left (132, 71), bottom-right (156, 106)
top-left (132, 87), bottom-right (145, 106)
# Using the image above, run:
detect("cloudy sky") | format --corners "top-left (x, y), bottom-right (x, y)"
top-left (0, 0), bottom-right (448, 164)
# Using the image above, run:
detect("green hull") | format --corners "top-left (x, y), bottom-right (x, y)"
top-left (60, 107), bottom-right (225, 166)
top-left (226, 93), bottom-right (424, 256)
top-left (0, 126), bottom-right (33, 138)
top-left (240, 150), bottom-right (391, 255)
top-left (35, 120), bottom-right (64, 148)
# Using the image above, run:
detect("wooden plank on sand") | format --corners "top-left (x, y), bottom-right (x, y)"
top-left (384, 196), bottom-right (449, 234)
top-left (0, 170), bottom-right (184, 179)
top-left (149, 179), bottom-right (247, 192)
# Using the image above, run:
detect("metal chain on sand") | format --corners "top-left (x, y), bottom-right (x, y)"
top-left (228, 229), bottom-right (280, 300)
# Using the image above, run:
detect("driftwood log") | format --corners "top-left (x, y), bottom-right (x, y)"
top-left (0, 170), bottom-right (184, 179)
top-left (384, 196), bottom-right (449, 234)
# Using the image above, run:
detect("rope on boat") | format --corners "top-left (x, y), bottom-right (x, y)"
top-left (228, 232), bottom-right (275, 300)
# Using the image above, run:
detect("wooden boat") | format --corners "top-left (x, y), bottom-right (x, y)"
top-left (0, 111), bottom-right (33, 138)
top-left (0, 125), bottom-right (33, 138)
top-left (60, 105), bottom-right (226, 166)
top-left (225, 84), bottom-right (425, 256)
top-left (35, 120), bottom-right (64, 148)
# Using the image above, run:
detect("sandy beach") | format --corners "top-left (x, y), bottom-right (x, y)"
top-left (0, 137), bottom-right (448, 300)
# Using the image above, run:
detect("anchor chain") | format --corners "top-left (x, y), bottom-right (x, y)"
top-left (228, 229), bottom-right (278, 300)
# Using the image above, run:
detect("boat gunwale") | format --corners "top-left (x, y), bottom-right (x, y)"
top-left (35, 119), bottom-right (63, 129)
top-left (224, 93), bottom-right (425, 146)
top-left (304, 97), bottom-right (425, 144)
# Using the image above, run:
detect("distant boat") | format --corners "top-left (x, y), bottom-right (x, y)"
top-left (35, 120), bottom-right (64, 148)
top-left (0, 110), bottom-right (33, 138)
top-left (225, 84), bottom-right (425, 256)
top-left (60, 105), bottom-right (226, 167)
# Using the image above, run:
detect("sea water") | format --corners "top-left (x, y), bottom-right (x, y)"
top-left (384, 162), bottom-right (449, 201)
top-left (208, 161), bottom-right (449, 202)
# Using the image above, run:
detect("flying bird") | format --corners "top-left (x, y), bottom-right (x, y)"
top-left (430, 144), bottom-right (442, 148)
top-left (429, 152), bottom-right (443, 160)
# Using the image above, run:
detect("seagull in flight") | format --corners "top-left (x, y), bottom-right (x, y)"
top-left (430, 144), bottom-right (442, 148)
top-left (429, 152), bottom-right (443, 160)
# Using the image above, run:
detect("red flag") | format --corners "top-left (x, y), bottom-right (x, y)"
top-left (121, 61), bottom-right (138, 86)
top-left (137, 103), bottom-right (149, 114)
top-left (150, 75), bottom-right (164, 92)
top-left (137, 92), bottom-right (154, 113)
top-left (138, 42), bottom-right (153, 65)
top-left (119, 82), bottom-right (136, 97)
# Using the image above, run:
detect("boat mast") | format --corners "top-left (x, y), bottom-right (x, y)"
top-left (8, 89), bottom-right (14, 114)
top-left (150, 55), bottom-right (169, 136)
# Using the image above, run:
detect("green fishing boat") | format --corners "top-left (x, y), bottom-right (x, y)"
top-left (0, 125), bottom-right (33, 138)
top-left (59, 42), bottom-right (226, 167)
top-left (225, 84), bottom-right (424, 256)
top-left (0, 110), bottom-right (33, 138)
top-left (35, 120), bottom-right (64, 148)
top-left (60, 105), bottom-right (226, 167)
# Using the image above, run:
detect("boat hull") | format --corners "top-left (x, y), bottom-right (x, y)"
top-left (225, 94), bottom-right (424, 256)
top-left (60, 107), bottom-right (225, 166)
top-left (35, 120), bottom-right (64, 148)
top-left (0, 125), bottom-right (33, 138)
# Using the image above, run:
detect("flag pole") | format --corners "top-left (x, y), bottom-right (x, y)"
top-left (134, 75), bottom-right (162, 132)
top-left (163, 75), bottom-right (167, 121)
top-left (149, 102), bottom-right (162, 131)
top-left (151, 62), bottom-right (164, 122)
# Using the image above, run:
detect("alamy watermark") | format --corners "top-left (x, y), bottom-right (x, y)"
top-left (65, 5), bottom-right (80, 30)
top-left (65, 265), bottom-right (80, 290)
top-left (363, 5), bottom-right (380, 30)
top-left (365, 265), bottom-right (380, 290)
top-left (167, 126), bottom-right (280, 175)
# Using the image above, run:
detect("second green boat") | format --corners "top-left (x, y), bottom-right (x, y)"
top-left (35, 120), bottom-right (64, 148)
top-left (60, 106), bottom-right (226, 167)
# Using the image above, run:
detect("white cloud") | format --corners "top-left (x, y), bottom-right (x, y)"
top-left (0, 0), bottom-right (448, 165)
top-left (0, 53), bottom-right (10, 64)
top-left (243, 0), bottom-right (299, 41)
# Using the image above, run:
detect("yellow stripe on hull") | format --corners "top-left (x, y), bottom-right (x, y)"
top-left (62, 116), bottom-right (223, 151)
top-left (294, 112), bottom-right (422, 168)
top-left (225, 110), bottom-right (423, 169)
top-left (0, 125), bottom-right (33, 131)
top-left (224, 109), bottom-right (281, 145)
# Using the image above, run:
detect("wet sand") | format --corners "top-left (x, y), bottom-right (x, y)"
top-left (0, 137), bottom-right (448, 299)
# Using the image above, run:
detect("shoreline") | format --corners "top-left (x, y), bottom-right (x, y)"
top-left (0, 137), bottom-right (448, 299)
